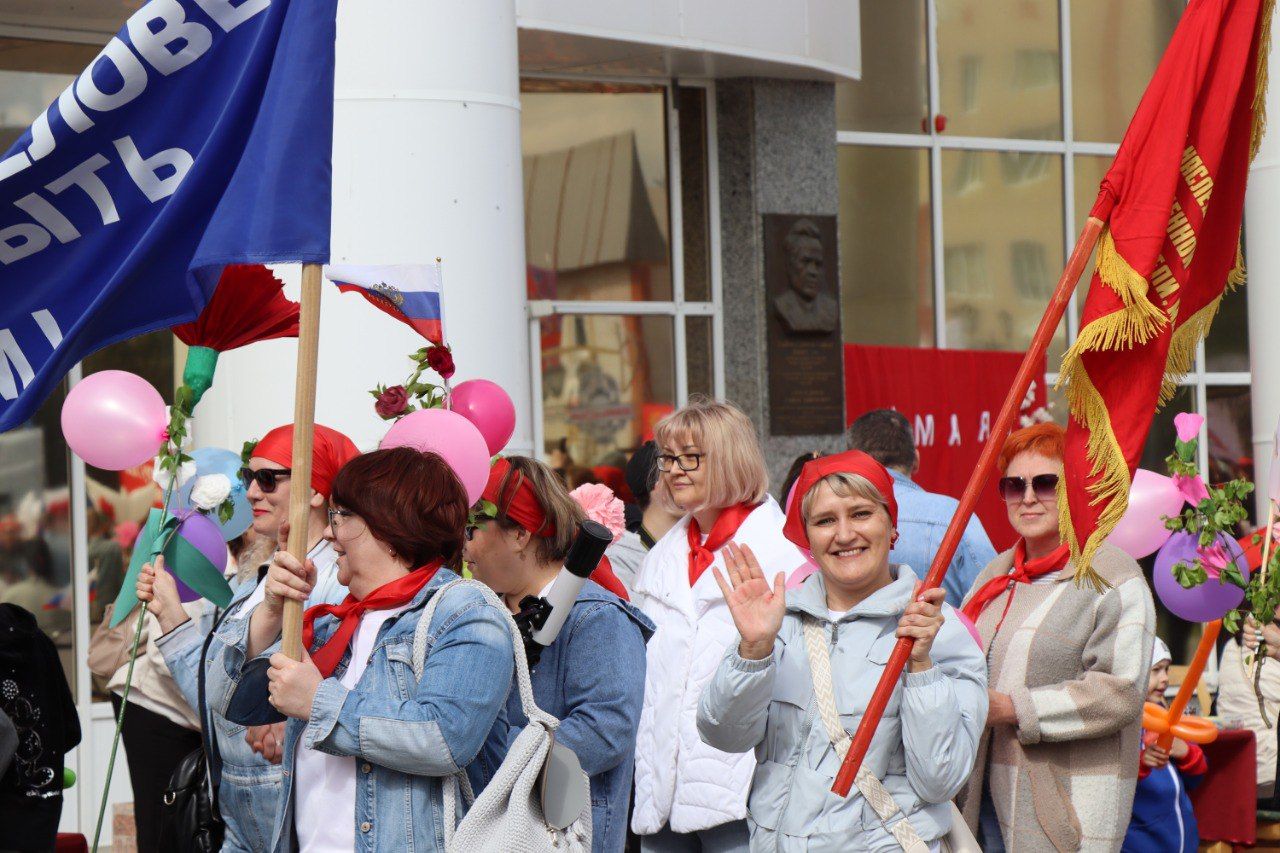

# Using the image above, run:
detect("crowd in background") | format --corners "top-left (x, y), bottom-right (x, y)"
top-left (10, 396), bottom-right (1279, 853)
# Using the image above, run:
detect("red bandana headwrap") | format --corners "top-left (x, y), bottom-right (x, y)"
top-left (482, 458), bottom-right (555, 537)
top-left (253, 424), bottom-right (360, 499)
top-left (961, 539), bottom-right (1070, 623)
top-left (687, 503), bottom-right (758, 586)
top-left (302, 560), bottom-right (443, 677)
top-left (781, 450), bottom-right (898, 552)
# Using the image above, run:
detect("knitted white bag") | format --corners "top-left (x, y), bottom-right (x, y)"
top-left (412, 578), bottom-right (592, 853)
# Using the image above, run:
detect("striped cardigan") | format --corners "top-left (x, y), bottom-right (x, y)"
top-left (957, 542), bottom-right (1155, 852)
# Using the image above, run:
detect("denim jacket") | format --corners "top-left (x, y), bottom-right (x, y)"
top-left (207, 568), bottom-right (515, 852)
top-left (888, 470), bottom-right (997, 608)
top-left (697, 567), bottom-right (988, 852)
top-left (156, 553), bottom-right (350, 851)
top-left (506, 581), bottom-right (655, 852)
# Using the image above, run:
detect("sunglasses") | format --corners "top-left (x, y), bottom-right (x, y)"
top-left (238, 466), bottom-right (291, 494)
top-left (465, 511), bottom-right (496, 542)
top-left (998, 473), bottom-right (1060, 504)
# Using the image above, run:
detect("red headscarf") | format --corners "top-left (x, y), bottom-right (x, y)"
top-left (482, 458), bottom-right (554, 537)
top-left (781, 450), bottom-right (898, 551)
top-left (252, 424), bottom-right (359, 499)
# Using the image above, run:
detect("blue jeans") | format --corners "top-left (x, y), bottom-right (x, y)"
top-left (979, 783), bottom-right (1006, 853)
top-left (639, 820), bottom-right (749, 853)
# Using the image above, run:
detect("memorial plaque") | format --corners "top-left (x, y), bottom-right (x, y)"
top-left (764, 214), bottom-right (844, 435)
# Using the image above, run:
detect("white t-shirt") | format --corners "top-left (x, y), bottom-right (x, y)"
top-left (293, 603), bottom-right (411, 852)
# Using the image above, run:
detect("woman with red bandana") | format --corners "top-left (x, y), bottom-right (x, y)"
top-left (630, 399), bottom-right (805, 851)
top-left (208, 447), bottom-right (515, 852)
top-left (956, 423), bottom-right (1155, 852)
top-left (464, 455), bottom-right (654, 852)
top-left (697, 450), bottom-right (986, 850)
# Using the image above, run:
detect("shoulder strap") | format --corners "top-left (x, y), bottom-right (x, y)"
top-left (799, 616), bottom-right (929, 853)
top-left (199, 603), bottom-right (234, 810)
top-left (412, 578), bottom-right (563, 848)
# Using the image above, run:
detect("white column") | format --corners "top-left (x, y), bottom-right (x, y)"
top-left (199, 0), bottom-right (531, 455)
top-left (1246, 17), bottom-right (1280, 520)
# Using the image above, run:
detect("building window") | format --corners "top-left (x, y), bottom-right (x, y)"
top-left (944, 245), bottom-right (990, 298)
top-left (1012, 49), bottom-right (1060, 90)
top-left (521, 82), bottom-right (719, 473)
top-left (1011, 241), bottom-right (1049, 300)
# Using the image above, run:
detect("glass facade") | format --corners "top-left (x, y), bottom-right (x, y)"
top-left (521, 82), bottom-right (718, 476)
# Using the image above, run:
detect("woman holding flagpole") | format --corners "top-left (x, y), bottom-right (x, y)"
top-left (957, 423), bottom-right (1155, 851)
top-left (697, 450), bottom-right (987, 850)
top-left (207, 446), bottom-right (514, 852)
top-left (630, 399), bottom-right (805, 851)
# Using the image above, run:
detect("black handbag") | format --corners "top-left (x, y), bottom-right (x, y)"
top-left (158, 606), bottom-right (232, 852)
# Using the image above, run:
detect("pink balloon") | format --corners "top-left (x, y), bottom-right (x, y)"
top-left (1106, 469), bottom-right (1186, 559)
top-left (449, 379), bottom-right (516, 455)
top-left (61, 370), bottom-right (167, 470)
top-left (380, 408), bottom-right (490, 504)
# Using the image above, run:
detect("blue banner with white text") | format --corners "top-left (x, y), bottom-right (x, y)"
top-left (0, 0), bottom-right (336, 431)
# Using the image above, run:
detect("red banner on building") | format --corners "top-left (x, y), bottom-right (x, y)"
top-left (844, 344), bottom-right (1047, 551)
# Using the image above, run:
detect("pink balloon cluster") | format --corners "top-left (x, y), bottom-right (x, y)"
top-left (380, 378), bottom-right (516, 505)
top-left (61, 370), bottom-right (168, 471)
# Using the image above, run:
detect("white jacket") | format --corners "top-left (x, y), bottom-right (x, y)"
top-left (631, 498), bottom-right (805, 834)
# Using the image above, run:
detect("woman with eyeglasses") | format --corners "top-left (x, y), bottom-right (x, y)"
top-left (128, 422), bottom-right (359, 849)
top-left (464, 455), bottom-right (654, 852)
top-left (955, 423), bottom-right (1155, 852)
top-left (630, 399), bottom-right (806, 852)
top-left (208, 447), bottom-right (515, 852)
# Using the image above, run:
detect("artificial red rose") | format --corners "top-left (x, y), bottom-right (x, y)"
top-left (426, 345), bottom-right (455, 379)
top-left (375, 385), bottom-right (410, 419)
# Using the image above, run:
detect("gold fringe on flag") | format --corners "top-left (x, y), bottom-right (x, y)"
top-left (1056, 356), bottom-right (1129, 592)
top-left (1064, 228), bottom-right (1167, 357)
top-left (1251, 0), bottom-right (1276, 160)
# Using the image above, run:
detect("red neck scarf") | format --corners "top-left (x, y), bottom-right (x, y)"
top-left (962, 540), bottom-right (1070, 623)
top-left (687, 503), bottom-right (757, 586)
top-left (302, 559), bottom-right (443, 677)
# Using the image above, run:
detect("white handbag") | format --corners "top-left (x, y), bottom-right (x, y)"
top-left (412, 578), bottom-right (592, 853)
top-left (800, 617), bottom-right (982, 853)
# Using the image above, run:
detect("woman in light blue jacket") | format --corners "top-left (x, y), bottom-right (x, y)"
top-left (696, 451), bottom-right (987, 852)
top-left (206, 447), bottom-right (514, 852)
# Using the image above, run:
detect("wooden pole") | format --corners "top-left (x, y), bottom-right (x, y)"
top-left (832, 216), bottom-right (1106, 796)
top-left (1156, 619), bottom-right (1222, 750)
top-left (281, 262), bottom-right (323, 660)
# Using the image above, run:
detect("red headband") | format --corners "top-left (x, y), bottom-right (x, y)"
top-left (482, 458), bottom-right (555, 538)
top-left (782, 450), bottom-right (898, 551)
top-left (253, 423), bottom-right (360, 499)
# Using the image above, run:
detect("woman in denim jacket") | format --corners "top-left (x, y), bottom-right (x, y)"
top-left (696, 451), bottom-right (987, 851)
top-left (465, 456), bottom-right (655, 852)
top-left (207, 447), bottom-right (514, 852)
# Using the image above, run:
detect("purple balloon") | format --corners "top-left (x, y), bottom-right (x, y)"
top-left (170, 512), bottom-right (228, 602)
top-left (1153, 531), bottom-right (1248, 622)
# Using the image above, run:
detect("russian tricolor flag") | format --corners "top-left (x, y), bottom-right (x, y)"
top-left (324, 264), bottom-right (445, 344)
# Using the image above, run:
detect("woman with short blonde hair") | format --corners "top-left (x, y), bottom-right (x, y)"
top-left (631, 398), bottom-right (806, 851)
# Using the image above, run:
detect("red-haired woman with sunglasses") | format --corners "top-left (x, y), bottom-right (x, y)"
top-left (956, 423), bottom-right (1155, 852)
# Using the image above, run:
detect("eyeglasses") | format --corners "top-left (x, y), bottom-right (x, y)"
top-left (327, 508), bottom-right (354, 530)
top-left (465, 512), bottom-right (495, 542)
top-left (657, 453), bottom-right (703, 473)
top-left (238, 466), bottom-right (291, 494)
top-left (998, 473), bottom-right (1060, 504)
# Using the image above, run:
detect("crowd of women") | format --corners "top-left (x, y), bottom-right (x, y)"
top-left (118, 397), bottom-right (1161, 853)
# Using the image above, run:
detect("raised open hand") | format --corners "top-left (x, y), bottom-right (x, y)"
top-left (712, 541), bottom-right (786, 660)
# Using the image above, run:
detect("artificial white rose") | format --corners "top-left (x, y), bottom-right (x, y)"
top-left (190, 474), bottom-right (232, 511)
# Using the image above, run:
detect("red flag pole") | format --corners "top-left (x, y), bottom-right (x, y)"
top-left (832, 215), bottom-right (1107, 796)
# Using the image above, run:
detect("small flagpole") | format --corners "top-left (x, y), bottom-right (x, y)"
top-left (436, 256), bottom-right (452, 406)
top-left (282, 262), bottom-right (322, 660)
top-left (831, 216), bottom-right (1106, 796)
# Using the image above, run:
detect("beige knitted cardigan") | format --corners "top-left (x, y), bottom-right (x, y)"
top-left (957, 542), bottom-right (1155, 853)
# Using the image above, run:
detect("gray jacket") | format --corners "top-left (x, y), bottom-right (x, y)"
top-left (696, 566), bottom-right (988, 852)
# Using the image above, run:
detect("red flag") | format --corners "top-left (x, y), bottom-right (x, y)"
top-left (1059, 0), bottom-right (1274, 586)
